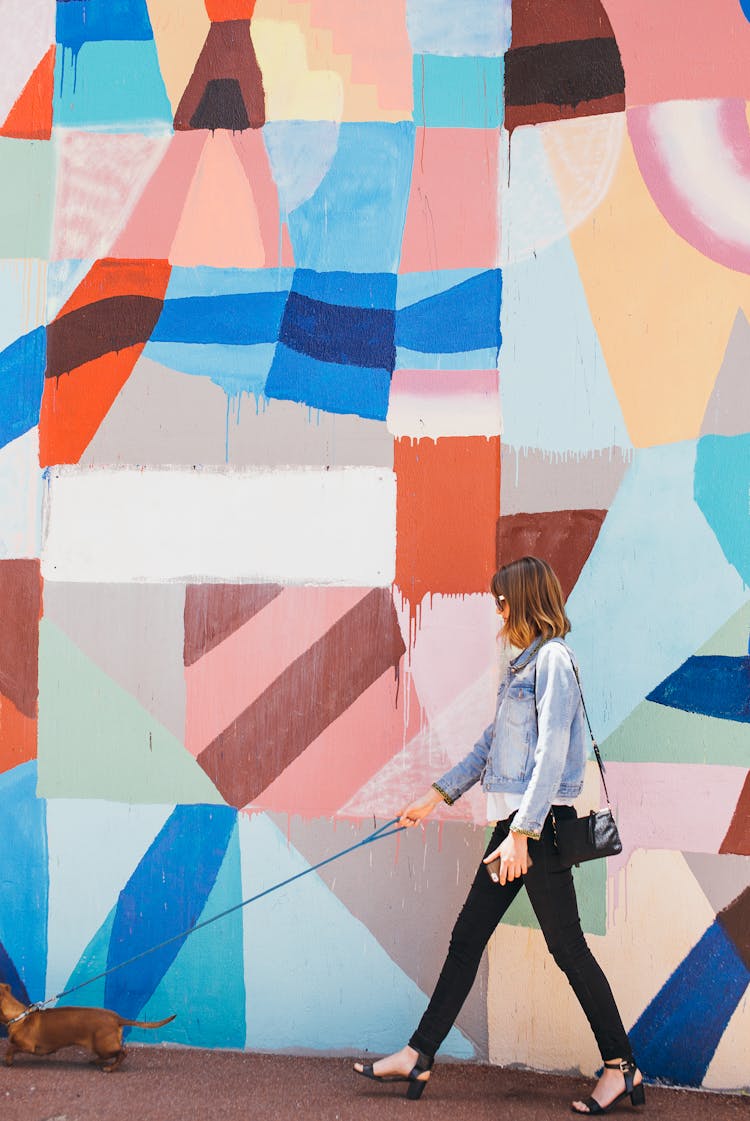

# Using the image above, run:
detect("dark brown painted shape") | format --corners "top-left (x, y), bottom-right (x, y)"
top-left (46, 295), bottom-right (165, 378)
top-left (174, 21), bottom-right (265, 131)
top-left (719, 772), bottom-right (750, 856)
top-left (197, 588), bottom-right (406, 807)
top-left (509, 0), bottom-right (619, 48)
top-left (0, 560), bottom-right (41, 718)
top-left (496, 509), bottom-right (606, 599)
top-left (505, 92), bottom-right (626, 132)
top-left (717, 885), bottom-right (750, 969)
top-left (183, 583), bottom-right (283, 667)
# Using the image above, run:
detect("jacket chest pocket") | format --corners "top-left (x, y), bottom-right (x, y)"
top-left (503, 680), bottom-right (536, 734)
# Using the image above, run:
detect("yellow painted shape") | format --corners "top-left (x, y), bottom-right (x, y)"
top-left (487, 849), bottom-right (714, 1075)
top-left (252, 17), bottom-right (343, 121)
top-left (568, 132), bottom-right (750, 448)
top-left (146, 0), bottom-right (210, 118)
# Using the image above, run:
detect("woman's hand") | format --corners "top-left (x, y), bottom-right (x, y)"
top-left (398, 788), bottom-right (444, 828)
top-left (483, 830), bottom-right (529, 884)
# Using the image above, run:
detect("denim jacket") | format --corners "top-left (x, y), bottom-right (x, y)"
top-left (433, 638), bottom-right (588, 839)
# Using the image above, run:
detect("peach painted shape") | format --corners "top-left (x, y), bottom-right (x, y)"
top-left (400, 128), bottom-right (499, 271)
top-left (248, 665), bottom-right (423, 818)
top-left (113, 132), bottom-right (206, 258)
top-left (604, 0), bottom-right (750, 106)
top-left (170, 130), bottom-right (266, 267)
top-left (231, 130), bottom-right (293, 267)
top-left (184, 586), bottom-right (368, 756)
top-left (605, 762), bottom-right (748, 876)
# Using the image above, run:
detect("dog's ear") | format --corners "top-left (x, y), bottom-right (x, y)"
top-left (0, 983), bottom-right (9, 993)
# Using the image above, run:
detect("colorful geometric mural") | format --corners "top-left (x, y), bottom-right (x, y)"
top-left (0, 0), bottom-right (748, 1092)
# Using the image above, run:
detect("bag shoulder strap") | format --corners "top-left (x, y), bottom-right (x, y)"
top-left (534, 640), bottom-right (612, 808)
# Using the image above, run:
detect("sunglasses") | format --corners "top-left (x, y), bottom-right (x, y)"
top-left (495, 595), bottom-right (507, 611)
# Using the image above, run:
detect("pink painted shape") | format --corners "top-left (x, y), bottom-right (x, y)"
top-left (399, 129), bottom-right (499, 271)
top-left (605, 0), bottom-right (750, 105)
top-left (184, 586), bottom-right (368, 757)
top-left (628, 99), bottom-right (750, 274)
top-left (231, 130), bottom-right (294, 267)
top-left (170, 130), bottom-right (266, 267)
top-left (391, 369), bottom-right (499, 398)
top-left (249, 666), bottom-right (424, 817)
top-left (605, 762), bottom-right (749, 875)
top-left (113, 132), bottom-right (205, 258)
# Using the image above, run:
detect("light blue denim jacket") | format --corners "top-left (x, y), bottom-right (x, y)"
top-left (433, 638), bottom-right (588, 839)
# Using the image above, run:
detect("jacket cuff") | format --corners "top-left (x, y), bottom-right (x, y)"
top-left (431, 782), bottom-right (454, 806)
top-left (509, 823), bottom-right (541, 840)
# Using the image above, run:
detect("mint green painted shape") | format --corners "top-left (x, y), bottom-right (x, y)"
top-left (0, 140), bottom-right (55, 258)
top-left (56, 909), bottom-right (115, 1009)
top-left (502, 857), bottom-right (606, 936)
top-left (695, 601), bottom-right (750, 656)
top-left (603, 698), bottom-right (750, 766)
top-left (127, 820), bottom-right (245, 1048)
top-left (38, 619), bottom-right (225, 805)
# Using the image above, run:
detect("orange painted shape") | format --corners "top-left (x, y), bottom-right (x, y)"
top-left (0, 46), bottom-right (55, 141)
top-left (205, 0), bottom-right (256, 19)
top-left (57, 258), bottom-right (171, 319)
top-left (394, 435), bottom-right (500, 607)
top-left (39, 344), bottom-right (146, 467)
top-left (0, 695), bottom-right (37, 774)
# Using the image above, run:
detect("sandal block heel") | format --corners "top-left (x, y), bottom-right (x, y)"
top-left (630, 1081), bottom-right (646, 1107)
top-left (406, 1078), bottom-right (428, 1100)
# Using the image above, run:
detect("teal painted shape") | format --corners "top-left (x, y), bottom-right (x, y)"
top-left (395, 345), bottom-right (500, 370)
top-left (412, 55), bottom-right (503, 128)
top-left (500, 232), bottom-right (631, 454)
top-left (240, 814), bottom-right (474, 1058)
top-left (0, 140), bottom-right (55, 258)
top-left (396, 267), bottom-right (486, 309)
top-left (165, 267), bottom-right (294, 300)
top-left (57, 908), bottom-right (115, 1009)
top-left (0, 763), bottom-right (48, 1002)
top-left (694, 434), bottom-right (750, 585)
top-left (568, 442), bottom-right (750, 740)
top-left (37, 619), bottom-right (226, 806)
top-left (128, 820), bottom-right (245, 1048)
top-left (503, 857), bottom-right (606, 936)
top-left (287, 123), bottom-right (414, 273)
top-left (54, 41), bottom-right (171, 132)
top-left (144, 342), bottom-right (275, 397)
top-left (603, 698), bottom-right (750, 766)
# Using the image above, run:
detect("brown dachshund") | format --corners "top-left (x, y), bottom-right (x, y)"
top-left (0, 983), bottom-right (175, 1071)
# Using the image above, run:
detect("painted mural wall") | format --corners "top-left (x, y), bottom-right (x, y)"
top-left (0, 0), bottom-right (748, 1092)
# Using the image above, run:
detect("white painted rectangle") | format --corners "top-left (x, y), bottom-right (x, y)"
top-left (41, 465), bottom-right (396, 585)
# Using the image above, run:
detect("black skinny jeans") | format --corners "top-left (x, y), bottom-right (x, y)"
top-left (409, 807), bottom-right (633, 1063)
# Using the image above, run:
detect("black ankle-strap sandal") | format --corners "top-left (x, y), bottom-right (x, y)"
top-left (355, 1050), bottom-right (434, 1100)
top-left (571, 1059), bottom-right (645, 1115)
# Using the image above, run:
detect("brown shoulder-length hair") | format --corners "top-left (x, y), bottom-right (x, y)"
top-left (490, 556), bottom-right (570, 650)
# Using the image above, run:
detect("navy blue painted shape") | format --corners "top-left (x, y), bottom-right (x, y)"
top-left (279, 292), bottom-right (396, 371)
top-left (396, 269), bottom-right (502, 354)
top-left (104, 805), bottom-right (236, 1021)
top-left (264, 342), bottom-right (391, 421)
top-left (56, 0), bottom-right (154, 50)
top-left (0, 328), bottom-right (46, 451)
top-left (628, 921), bottom-right (749, 1086)
top-left (646, 655), bottom-right (750, 722)
top-left (150, 293), bottom-right (288, 347)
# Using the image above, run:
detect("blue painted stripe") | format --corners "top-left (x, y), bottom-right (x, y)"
top-left (151, 293), bottom-right (288, 346)
top-left (291, 269), bottom-right (396, 310)
top-left (144, 341), bottom-right (274, 398)
top-left (56, 0), bottom-right (154, 49)
top-left (629, 921), bottom-right (750, 1086)
top-left (0, 328), bottom-right (46, 451)
top-left (396, 269), bottom-right (502, 354)
top-left (105, 805), bottom-right (236, 1020)
top-left (647, 655), bottom-right (750, 722)
top-left (166, 267), bottom-right (294, 300)
top-left (0, 763), bottom-right (48, 1002)
top-left (395, 346), bottom-right (500, 371)
top-left (279, 292), bottom-right (396, 371)
top-left (265, 342), bottom-right (391, 421)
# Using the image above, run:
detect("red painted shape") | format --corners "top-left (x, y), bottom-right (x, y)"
top-left (0, 46), bottom-right (55, 140)
top-left (0, 560), bottom-right (42, 719)
top-left (505, 94), bottom-right (626, 133)
top-left (56, 258), bottom-right (171, 319)
top-left (0, 697), bottom-right (37, 774)
top-left (205, 0), bottom-right (256, 18)
top-left (495, 509), bottom-right (607, 599)
top-left (394, 436), bottom-right (501, 607)
top-left (720, 771), bottom-right (750, 856)
top-left (509, 0), bottom-right (618, 47)
top-left (183, 583), bottom-right (284, 667)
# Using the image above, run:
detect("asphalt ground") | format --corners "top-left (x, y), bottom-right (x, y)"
top-left (0, 1044), bottom-right (747, 1121)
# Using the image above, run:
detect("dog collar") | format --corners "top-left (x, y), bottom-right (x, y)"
top-left (6, 1005), bottom-right (38, 1026)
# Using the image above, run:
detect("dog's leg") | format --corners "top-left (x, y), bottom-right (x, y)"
top-left (4, 1044), bottom-right (17, 1067)
top-left (100, 1048), bottom-right (126, 1072)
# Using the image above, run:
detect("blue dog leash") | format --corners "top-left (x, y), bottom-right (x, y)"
top-left (29, 817), bottom-right (405, 1013)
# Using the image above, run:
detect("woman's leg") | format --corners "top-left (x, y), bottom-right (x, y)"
top-left (408, 820), bottom-right (524, 1059)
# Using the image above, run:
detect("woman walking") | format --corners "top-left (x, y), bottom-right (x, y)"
top-left (354, 557), bottom-right (644, 1114)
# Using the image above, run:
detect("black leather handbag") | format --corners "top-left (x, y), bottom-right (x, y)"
top-left (542, 648), bottom-right (623, 869)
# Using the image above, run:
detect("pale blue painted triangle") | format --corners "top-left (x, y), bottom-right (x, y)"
top-left (38, 619), bottom-right (225, 806)
top-left (239, 814), bottom-right (474, 1059)
top-left (56, 908), bottom-right (115, 1010)
top-left (127, 820), bottom-right (245, 1048)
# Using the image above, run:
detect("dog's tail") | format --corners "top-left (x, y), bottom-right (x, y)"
top-left (118, 1014), bottom-right (176, 1029)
